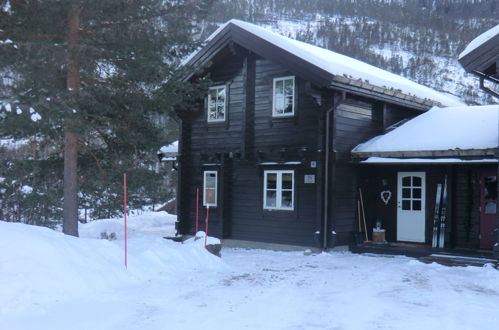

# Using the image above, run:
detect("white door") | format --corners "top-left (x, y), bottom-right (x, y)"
top-left (397, 172), bottom-right (426, 243)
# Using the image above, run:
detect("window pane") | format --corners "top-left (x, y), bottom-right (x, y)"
top-left (284, 96), bottom-right (293, 113)
top-left (485, 201), bottom-right (497, 214)
top-left (266, 173), bottom-right (277, 189)
top-left (216, 104), bottom-right (224, 119)
top-left (413, 188), bottom-right (422, 199)
top-left (209, 89), bottom-right (217, 101)
top-left (205, 188), bottom-right (216, 204)
top-left (275, 80), bottom-right (284, 97)
top-left (402, 200), bottom-right (411, 210)
top-left (284, 79), bottom-right (293, 96)
top-left (266, 191), bottom-right (277, 207)
top-left (402, 188), bottom-right (411, 198)
top-left (275, 97), bottom-right (284, 114)
top-left (282, 173), bottom-right (293, 189)
top-left (281, 191), bottom-right (293, 208)
top-left (217, 87), bottom-right (225, 101)
top-left (412, 200), bottom-right (421, 210)
top-left (413, 176), bottom-right (422, 187)
top-left (402, 176), bottom-right (411, 186)
top-left (205, 173), bottom-right (216, 188)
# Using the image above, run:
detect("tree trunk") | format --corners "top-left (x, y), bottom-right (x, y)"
top-left (63, 5), bottom-right (80, 237)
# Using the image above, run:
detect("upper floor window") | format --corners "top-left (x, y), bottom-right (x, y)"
top-left (207, 85), bottom-right (226, 122)
top-left (263, 170), bottom-right (294, 210)
top-left (272, 76), bottom-right (295, 117)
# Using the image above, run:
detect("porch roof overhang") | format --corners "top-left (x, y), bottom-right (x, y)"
top-left (351, 148), bottom-right (498, 160)
top-left (354, 156), bottom-right (498, 165)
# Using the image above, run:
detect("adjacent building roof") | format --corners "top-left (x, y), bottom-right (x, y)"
top-left (185, 19), bottom-right (463, 109)
top-left (459, 24), bottom-right (499, 60)
top-left (352, 105), bottom-right (499, 158)
top-left (458, 24), bottom-right (499, 77)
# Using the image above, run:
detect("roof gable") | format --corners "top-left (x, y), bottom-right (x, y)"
top-left (185, 19), bottom-right (463, 108)
top-left (459, 24), bottom-right (499, 77)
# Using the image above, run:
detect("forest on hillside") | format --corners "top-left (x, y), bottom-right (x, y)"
top-left (0, 0), bottom-right (497, 229)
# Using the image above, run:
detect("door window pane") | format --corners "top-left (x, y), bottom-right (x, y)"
top-left (413, 188), bottom-right (422, 199)
top-left (402, 176), bottom-right (411, 186)
top-left (402, 188), bottom-right (411, 198)
top-left (412, 200), bottom-right (422, 211)
top-left (413, 176), bottom-right (422, 187)
top-left (402, 200), bottom-right (411, 210)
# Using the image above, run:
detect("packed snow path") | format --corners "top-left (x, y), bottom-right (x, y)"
top-left (1, 213), bottom-right (498, 330)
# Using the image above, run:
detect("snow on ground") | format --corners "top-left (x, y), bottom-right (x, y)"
top-left (1, 212), bottom-right (499, 330)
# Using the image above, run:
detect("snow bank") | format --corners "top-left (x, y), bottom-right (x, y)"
top-left (354, 105), bottom-right (498, 153)
top-left (0, 212), bottom-right (223, 317)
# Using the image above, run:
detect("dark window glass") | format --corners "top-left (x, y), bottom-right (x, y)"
top-left (413, 200), bottom-right (422, 210)
top-left (267, 173), bottom-right (277, 189)
top-left (402, 176), bottom-right (411, 186)
top-left (282, 173), bottom-right (293, 189)
top-left (266, 191), bottom-right (277, 207)
top-left (413, 176), bottom-right (422, 187)
top-left (402, 188), bottom-right (411, 198)
top-left (413, 188), bottom-right (422, 199)
top-left (281, 191), bottom-right (293, 208)
top-left (402, 200), bottom-right (411, 210)
top-left (485, 176), bottom-right (498, 200)
top-left (485, 201), bottom-right (497, 214)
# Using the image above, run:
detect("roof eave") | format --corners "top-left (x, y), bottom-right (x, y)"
top-left (351, 148), bottom-right (498, 159)
top-left (458, 34), bottom-right (499, 74)
top-left (329, 79), bottom-right (437, 111)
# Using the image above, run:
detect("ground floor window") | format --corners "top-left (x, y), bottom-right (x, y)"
top-left (263, 170), bottom-right (294, 210)
top-left (203, 171), bottom-right (217, 207)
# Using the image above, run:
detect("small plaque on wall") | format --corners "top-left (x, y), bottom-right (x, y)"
top-left (304, 174), bottom-right (315, 184)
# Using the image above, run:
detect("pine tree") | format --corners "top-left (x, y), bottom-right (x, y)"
top-left (0, 0), bottom-right (211, 235)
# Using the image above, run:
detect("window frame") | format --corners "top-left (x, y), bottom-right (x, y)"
top-left (203, 170), bottom-right (218, 207)
top-left (207, 85), bottom-right (227, 123)
top-left (263, 170), bottom-right (294, 211)
top-left (272, 76), bottom-right (295, 117)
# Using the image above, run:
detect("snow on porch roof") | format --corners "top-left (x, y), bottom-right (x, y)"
top-left (195, 19), bottom-right (463, 107)
top-left (353, 105), bottom-right (499, 154)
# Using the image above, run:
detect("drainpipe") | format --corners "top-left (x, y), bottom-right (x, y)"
top-left (323, 92), bottom-right (345, 249)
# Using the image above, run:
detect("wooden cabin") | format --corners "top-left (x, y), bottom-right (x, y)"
top-left (351, 105), bottom-right (499, 258)
top-left (176, 19), bottom-right (462, 249)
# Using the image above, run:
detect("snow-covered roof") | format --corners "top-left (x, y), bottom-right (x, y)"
top-left (193, 19), bottom-right (462, 107)
top-left (459, 24), bottom-right (499, 59)
top-left (159, 140), bottom-right (178, 154)
top-left (361, 157), bottom-right (498, 164)
top-left (353, 105), bottom-right (499, 154)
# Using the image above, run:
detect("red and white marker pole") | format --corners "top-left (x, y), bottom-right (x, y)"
top-left (124, 173), bottom-right (128, 269)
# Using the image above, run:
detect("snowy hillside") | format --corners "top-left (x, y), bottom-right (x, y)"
top-left (203, 0), bottom-right (499, 105)
top-left (1, 212), bottom-right (499, 330)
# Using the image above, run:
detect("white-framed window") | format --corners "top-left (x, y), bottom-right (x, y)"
top-left (207, 85), bottom-right (226, 122)
top-left (203, 171), bottom-right (217, 207)
top-left (263, 170), bottom-right (294, 210)
top-left (272, 76), bottom-right (295, 117)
